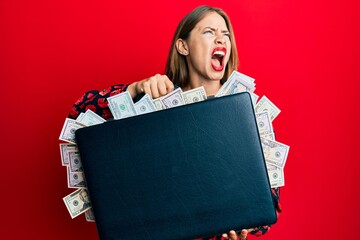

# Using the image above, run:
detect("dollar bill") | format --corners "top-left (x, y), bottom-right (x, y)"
top-left (153, 98), bottom-right (166, 110)
top-left (215, 71), bottom-right (256, 97)
top-left (77, 109), bottom-right (106, 126)
top-left (266, 163), bottom-right (285, 188)
top-left (69, 150), bottom-right (83, 172)
top-left (182, 86), bottom-right (207, 104)
top-left (63, 188), bottom-right (92, 219)
top-left (107, 91), bottom-right (136, 119)
top-left (85, 208), bottom-right (95, 222)
top-left (255, 111), bottom-right (273, 135)
top-left (261, 138), bottom-right (289, 168)
top-left (261, 133), bottom-right (276, 141)
top-left (134, 94), bottom-right (156, 115)
top-left (249, 92), bottom-right (259, 106)
top-left (255, 95), bottom-right (281, 121)
top-left (236, 71), bottom-right (255, 84)
top-left (161, 88), bottom-right (185, 108)
top-left (76, 112), bottom-right (85, 121)
top-left (59, 143), bottom-right (78, 166)
top-left (59, 118), bottom-right (86, 144)
top-left (234, 72), bottom-right (256, 91)
top-left (67, 166), bottom-right (86, 188)
top-left (235, 83), bottom-right (247, 93)
top-left (233, 83), bottom-right (258, 105)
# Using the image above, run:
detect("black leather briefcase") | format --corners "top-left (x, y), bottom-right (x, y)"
top-left (75, 92), bottom-right (277, 240)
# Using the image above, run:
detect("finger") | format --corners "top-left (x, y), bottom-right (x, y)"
top-left (222, 233), bottom-right (229, 239)
top-left (228, 230), bottom-right (238, 240)
top-left (157, 77), bottom-right (168, 96)
top-left (149, 75), bottom-right (160, 98)
top-left (164, 77), bottom-right (174, 93)
top-left (141, 80), bottom-right (152, 98)
top-left (247, 228), bottom-right (255, 233)
top-left (239, 229), bottom-right (248, 240)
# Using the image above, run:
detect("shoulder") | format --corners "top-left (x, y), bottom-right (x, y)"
top-left (68, 83), bottom-right (129, 120)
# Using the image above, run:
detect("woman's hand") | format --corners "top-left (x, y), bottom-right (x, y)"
top-left (127, 74), bottom-right (174, 99)
top-left (222, 229), bottom-right (253, 240)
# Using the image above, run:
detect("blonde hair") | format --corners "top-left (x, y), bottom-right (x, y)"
top-left (165, 5), bottom-right (238, 87)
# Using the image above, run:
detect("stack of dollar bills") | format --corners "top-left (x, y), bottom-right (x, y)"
top-left (59, 70), bottom-right (289, 220)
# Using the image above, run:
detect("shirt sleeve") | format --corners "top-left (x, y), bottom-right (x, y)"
top-left (68, 84), bottom-right (129, 120)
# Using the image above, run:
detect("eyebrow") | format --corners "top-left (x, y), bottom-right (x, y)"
top-left (204, 27), bottom-right (229, 33)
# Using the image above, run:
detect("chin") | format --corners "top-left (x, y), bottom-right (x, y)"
top-left (209, 71), bottom-right (225, 81)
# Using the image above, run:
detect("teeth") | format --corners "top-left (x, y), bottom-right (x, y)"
top-left (213, 51), bottom-right (225, 56)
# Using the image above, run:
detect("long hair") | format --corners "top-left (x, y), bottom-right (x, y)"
top-left (165, 5), bottom-right (238, 87)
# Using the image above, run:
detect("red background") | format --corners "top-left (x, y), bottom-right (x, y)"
top-left (1, 0), bottom-right (359, 239)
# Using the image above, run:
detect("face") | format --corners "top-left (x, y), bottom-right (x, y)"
top-left (80, 189), bottom-right (90, 203)
top-left (184, 12), bottom-right (231, 83)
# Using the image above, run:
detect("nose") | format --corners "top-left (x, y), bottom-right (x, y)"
top-left (215, 36), bottom-right (226, 45)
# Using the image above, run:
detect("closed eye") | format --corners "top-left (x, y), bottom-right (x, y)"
top-left (222, 30), bottom-right (230, 37)
top-left (204, 30), bottom-right (214, 35)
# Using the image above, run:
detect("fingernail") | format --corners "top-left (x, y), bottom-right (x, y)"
top-left (229, 230), bottom-right (237, 236)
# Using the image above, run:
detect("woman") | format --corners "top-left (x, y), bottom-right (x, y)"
top-left (69, 6), bottom-right (281, 240)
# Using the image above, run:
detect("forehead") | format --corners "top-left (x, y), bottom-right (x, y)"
top-left (194, 12), bottom-right (228, 31)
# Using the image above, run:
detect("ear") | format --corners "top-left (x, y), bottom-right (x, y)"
top-left (176, 38), bottom-right (189, 56)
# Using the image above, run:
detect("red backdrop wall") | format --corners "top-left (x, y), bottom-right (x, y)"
top-left (1, 0), bottom-right (359, 239)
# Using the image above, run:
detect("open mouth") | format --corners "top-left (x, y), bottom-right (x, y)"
top-left (211, 47), bottom-right (226, 71)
